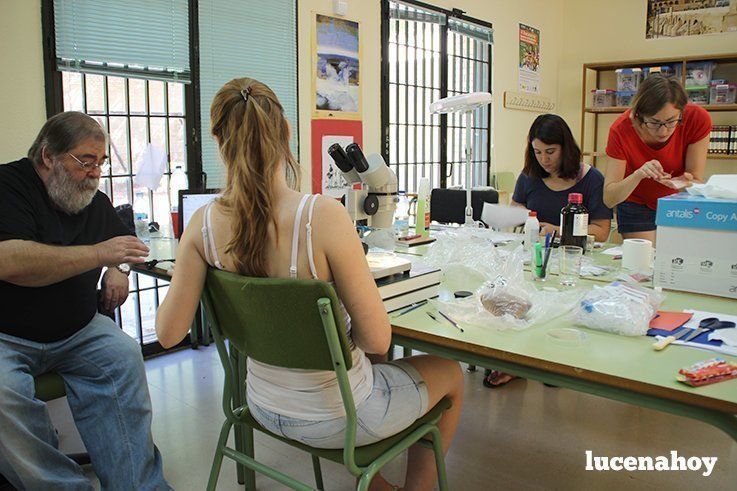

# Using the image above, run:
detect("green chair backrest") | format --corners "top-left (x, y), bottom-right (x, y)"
top-left (202, 268), bottom-right (354, 372)
top-left (494, 171), bottom-right (517, 193)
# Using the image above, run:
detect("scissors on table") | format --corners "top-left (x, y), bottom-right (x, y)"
top-left (698, 317), bottom-right (736, 335)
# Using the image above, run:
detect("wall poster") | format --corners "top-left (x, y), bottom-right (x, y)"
top-left (646, 0), bottom-right (737, 38)
top-left (518, 23), bottom-right (540, 94)
top-left (313, 13), bottom-right (362, 119)
top-left (311, 119), bottom-right (363, 195)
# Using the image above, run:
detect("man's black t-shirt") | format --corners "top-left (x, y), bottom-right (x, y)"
top-left (0, 158), bottom-right (131, 342)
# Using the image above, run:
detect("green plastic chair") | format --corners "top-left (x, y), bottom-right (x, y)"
top-left (201, 269), bottom-right (451, 491)
top-left (492, 171), bottom-right (517, 194)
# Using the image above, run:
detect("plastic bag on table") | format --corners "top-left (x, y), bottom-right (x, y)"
top-left (431, 245), bottom-right (583, 330)
top-left (572, 281), bottom-right (664, 336)
top-left (421, 227), bottom-right (510, 292)
top-left (362, 228), bottom-right (397, 251)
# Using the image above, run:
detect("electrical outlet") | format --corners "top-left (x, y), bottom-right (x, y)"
top-left (503, 91), bottom-right (555, 113)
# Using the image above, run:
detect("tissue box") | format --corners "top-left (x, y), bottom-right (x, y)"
top-left (655, 192), bottom-right (737, 299)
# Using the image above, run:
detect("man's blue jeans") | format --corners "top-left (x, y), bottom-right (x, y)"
top-left (0, 314), bottom-right (169, 490)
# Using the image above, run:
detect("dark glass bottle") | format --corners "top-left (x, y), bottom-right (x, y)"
top-left (560, 193), bottom-right (589, 251)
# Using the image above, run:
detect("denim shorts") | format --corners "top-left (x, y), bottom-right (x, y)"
top-left (247, 360), bottom-right (429, 449)
top-left (616, 201), bottom-right (657, 234)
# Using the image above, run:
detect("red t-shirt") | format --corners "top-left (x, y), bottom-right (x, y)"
top-left (605, 103), bottom-right (711, 210)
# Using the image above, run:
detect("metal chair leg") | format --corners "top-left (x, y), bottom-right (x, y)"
top-left (430, 427), bottom-right (448, 491)
top-left (311, 455), bottom-right (324, 490)
top-left (207, 420), bottom-right (233, 491)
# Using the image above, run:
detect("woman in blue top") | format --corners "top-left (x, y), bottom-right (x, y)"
top-left (485, 115), bottom-right (613, 389)
top-left (512, 114), bottom-right (612, 242)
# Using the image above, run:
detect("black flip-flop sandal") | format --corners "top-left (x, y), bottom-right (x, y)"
top-left (483, 370), bottom-right (516, 388)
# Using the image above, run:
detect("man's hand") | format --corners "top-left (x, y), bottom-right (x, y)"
top-left (101, 267), bottom-right (129, 312)
top-left (634, 160), bottom-right (671, 181)
top-left (95, 236), bottom-right (149, 268)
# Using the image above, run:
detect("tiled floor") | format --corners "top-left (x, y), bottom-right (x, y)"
top-left (46, 346), bottom-right (736, 490)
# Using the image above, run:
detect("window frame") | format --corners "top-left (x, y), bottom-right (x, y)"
top-left (41, 0), bottom-right (202, 356)
top-left (380, 0), bottom-right (493, 192)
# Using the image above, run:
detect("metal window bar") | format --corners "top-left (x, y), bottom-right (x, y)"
top-left (61, 71), bottom-right (186, 353)
top-left (383, 0), bottom-right (491, 194)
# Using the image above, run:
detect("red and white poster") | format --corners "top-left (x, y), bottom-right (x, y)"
top-left (310, 119), bottom-right (363, 196)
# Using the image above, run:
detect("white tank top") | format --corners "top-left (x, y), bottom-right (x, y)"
top-left (202, 194), bottom-right (374, 420)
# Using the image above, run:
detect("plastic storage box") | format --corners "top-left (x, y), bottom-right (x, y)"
top-left (709, 81), bottom-right (736, 104)
top-left (616, 90), bottom-right (636, 107)
top-left (685, 62), bottom-right (715, 87)
top-left (616, 68), bottom-right (642, 91)
top-left (686, 85), bottom-right (710, 105)
top-left (644, 65), bottom-right (674, 78)
top-left (591, 89), bottom-right (616, 107)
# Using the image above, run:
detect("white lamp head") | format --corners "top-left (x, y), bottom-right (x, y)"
top-left (429, 91), bottom-right (492, 114)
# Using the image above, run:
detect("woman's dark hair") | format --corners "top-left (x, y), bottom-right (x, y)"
top-left (631, 74), bottom-right (687, 120)
top-left (523, 114), bottom-right (581, 180)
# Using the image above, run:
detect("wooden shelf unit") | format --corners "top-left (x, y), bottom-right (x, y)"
top-left (580, 53), bottom-right (737, 167)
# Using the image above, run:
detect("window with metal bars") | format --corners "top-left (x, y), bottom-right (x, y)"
top-left (59, 71), bottom-right (188, 355)
top-left (41, 1), bottom-right (199, 356)
top-left (381, 0), bottom-right (493, 194)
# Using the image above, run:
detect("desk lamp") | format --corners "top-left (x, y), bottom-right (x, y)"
top-left (429, 91), bottom-right (492, 226)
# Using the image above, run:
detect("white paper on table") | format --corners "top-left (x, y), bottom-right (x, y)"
top-left (321, 135), bottom-right (353, 199)
top-left (581, 264), bottom-right (609, 277)
top-left (710, 329), bottom-right (737, 347)
top-left (660, 338), bottom-right (737, 356)
top-left (480, 203), bottom-right (529, 229)
top-left (686, 174), bottom-right (737, 200)
top-left (134, 144), bottom-right (167, 190)
top-left (601, 246), bottom-right (623, 256)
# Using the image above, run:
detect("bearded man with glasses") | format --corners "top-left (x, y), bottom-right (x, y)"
top-left (0, 111), bottom-right (170, 490)
top-left (602, 74), bottom-right (712, 244)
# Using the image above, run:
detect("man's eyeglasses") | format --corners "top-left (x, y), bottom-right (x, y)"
top-left (67, 152), bottom-right (110, 172)
top-left (641, 118), bottom-right (682, 130)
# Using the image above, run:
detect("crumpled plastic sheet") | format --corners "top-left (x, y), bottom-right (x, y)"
top-left (430, 245), bottom-right (584, 331)
top-left (571, 281), bottom-right (664, 336)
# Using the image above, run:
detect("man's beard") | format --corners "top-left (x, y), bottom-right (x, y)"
top-left (47, 161), bottom-right (99, 214)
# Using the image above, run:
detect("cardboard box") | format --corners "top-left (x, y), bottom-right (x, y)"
top-left (654, 192), bottom-right (737, 299)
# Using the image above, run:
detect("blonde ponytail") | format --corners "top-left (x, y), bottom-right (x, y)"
top-left (210, 77), bottom-right (299, 276)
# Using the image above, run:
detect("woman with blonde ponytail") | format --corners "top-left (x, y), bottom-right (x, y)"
top-left (156, 77), bottom-right (462, 491)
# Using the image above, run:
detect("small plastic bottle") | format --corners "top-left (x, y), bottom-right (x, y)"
top-left (394, 191), bottom-right (410, 237)
top-left (415, 177), bottom-right (431, 238)
top-left (524, 211), bottom-right (540, 252)
top-left (133, 191), bottom-right (150, 242)
top-left (560, 192), bottom-right (589, 250)
top-left (170, 166), bottom-right (188, 204)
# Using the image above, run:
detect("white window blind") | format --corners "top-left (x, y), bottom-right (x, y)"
top-left (199, 0), bottom-right (298, 187)
top-left (53, 0), bottom-right (190, 82)
top-left (448, 17), bottom-right (494, 44)
top-left (389, 0), bottom-right (446, 25)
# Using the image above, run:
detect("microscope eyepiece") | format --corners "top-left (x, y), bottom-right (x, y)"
top-left (345, 143), bottom-right (370, 173)
top-left (327, 143), bottom-right (353, 173)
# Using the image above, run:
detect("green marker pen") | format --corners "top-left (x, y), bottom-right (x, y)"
top-left (534, 242), bottom-right (543, 279)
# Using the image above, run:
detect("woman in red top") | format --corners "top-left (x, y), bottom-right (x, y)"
top-left (604, 75), bottom-right (711, 244)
